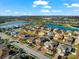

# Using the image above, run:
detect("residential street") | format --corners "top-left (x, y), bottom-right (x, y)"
top-left (11, 42), bottom-right (49, 59)
top-left (0, 32), bottom-right (49, 59)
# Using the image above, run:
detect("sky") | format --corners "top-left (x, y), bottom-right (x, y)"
top-left (0, 0), bottom-right (79, 16)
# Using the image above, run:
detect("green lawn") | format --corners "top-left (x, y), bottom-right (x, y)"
top-left (68, 55), bottom-right (76, 59)
top-left (73, 44), bottom-right (79, 49)
top-left (45, 53), bottom-right (52, 58)
top-left (27, 44), bottom-right (35, 48)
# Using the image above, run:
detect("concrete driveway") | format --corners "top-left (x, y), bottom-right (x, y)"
top-left (0, 32), bottom-right (49, 59)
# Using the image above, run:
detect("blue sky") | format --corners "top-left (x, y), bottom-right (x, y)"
top-left (0, 0), bottom-right (79, 16)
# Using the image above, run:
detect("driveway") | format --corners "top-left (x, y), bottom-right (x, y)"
top-left (0, 32), bottom-right (49, 59)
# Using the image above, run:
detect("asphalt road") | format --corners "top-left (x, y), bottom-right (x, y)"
top-left (12, 42), bottom-right (49, 59)
top-left (0, 32), bottom-right (49, 59)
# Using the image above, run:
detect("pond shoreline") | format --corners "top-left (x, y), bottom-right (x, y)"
top-left (0, 21), bottom-right (79, 31)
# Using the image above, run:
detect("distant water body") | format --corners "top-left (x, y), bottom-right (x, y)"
top-left (0, 21), bottom-right (31, 29)
top-left (0, 21), bottom-right (79, 31)
top-left (45, 24), bottom-right (79, 31)
top-left (73, 26), bottom-right (79, 28)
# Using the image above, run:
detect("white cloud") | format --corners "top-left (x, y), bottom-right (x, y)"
top-left (4, 10), bottom-right (11, 12)
top-left (32, 4), bottom-right (37, 7)
top-left (44, 5), bottom-right (52, 8)
top-left (64, 3), bottom-right (68, 5)
top-left (71, 3), bottom-right (79, 7)
top-left (73, 10), bottom-right (79, 11)
top-left (32, 0), bottom-right (52, 9)
top-left (32, 0), bottom-right (52, 8)
top-left (23, 13), bottom-right (27, 15)
top-left (64, 3), bottom-right (79, 7)
top-left (23, 13), bottom-right (32, 15)
top-left (51, 10), bottom-right (62, 12)
top-left (14, 12), bottom-right (19, 14)
top-left (33, 0), bottom-right (48, 7)
top-left (40, 9), bottom-right (62, 13)
top-left (4, 10), bottom-right (20, 15)
top-left (40, 9), bottom-right (50, 12)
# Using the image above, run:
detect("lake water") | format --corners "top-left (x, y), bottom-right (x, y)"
top-left (45, 24), bottom-right (79, 31)
top-left (73, 26), bottom-right (79, 28)
top-left (0, 21), bottom-right (79, 31)
top-left (0, 21), bottom-right (31, 29)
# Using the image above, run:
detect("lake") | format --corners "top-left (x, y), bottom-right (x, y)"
top-left (0, 21), bottom-right (79, 31)
top-left (45, 24), bottom-right (79, 31)
top-left (0, 21), bottom-right (31, 29)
